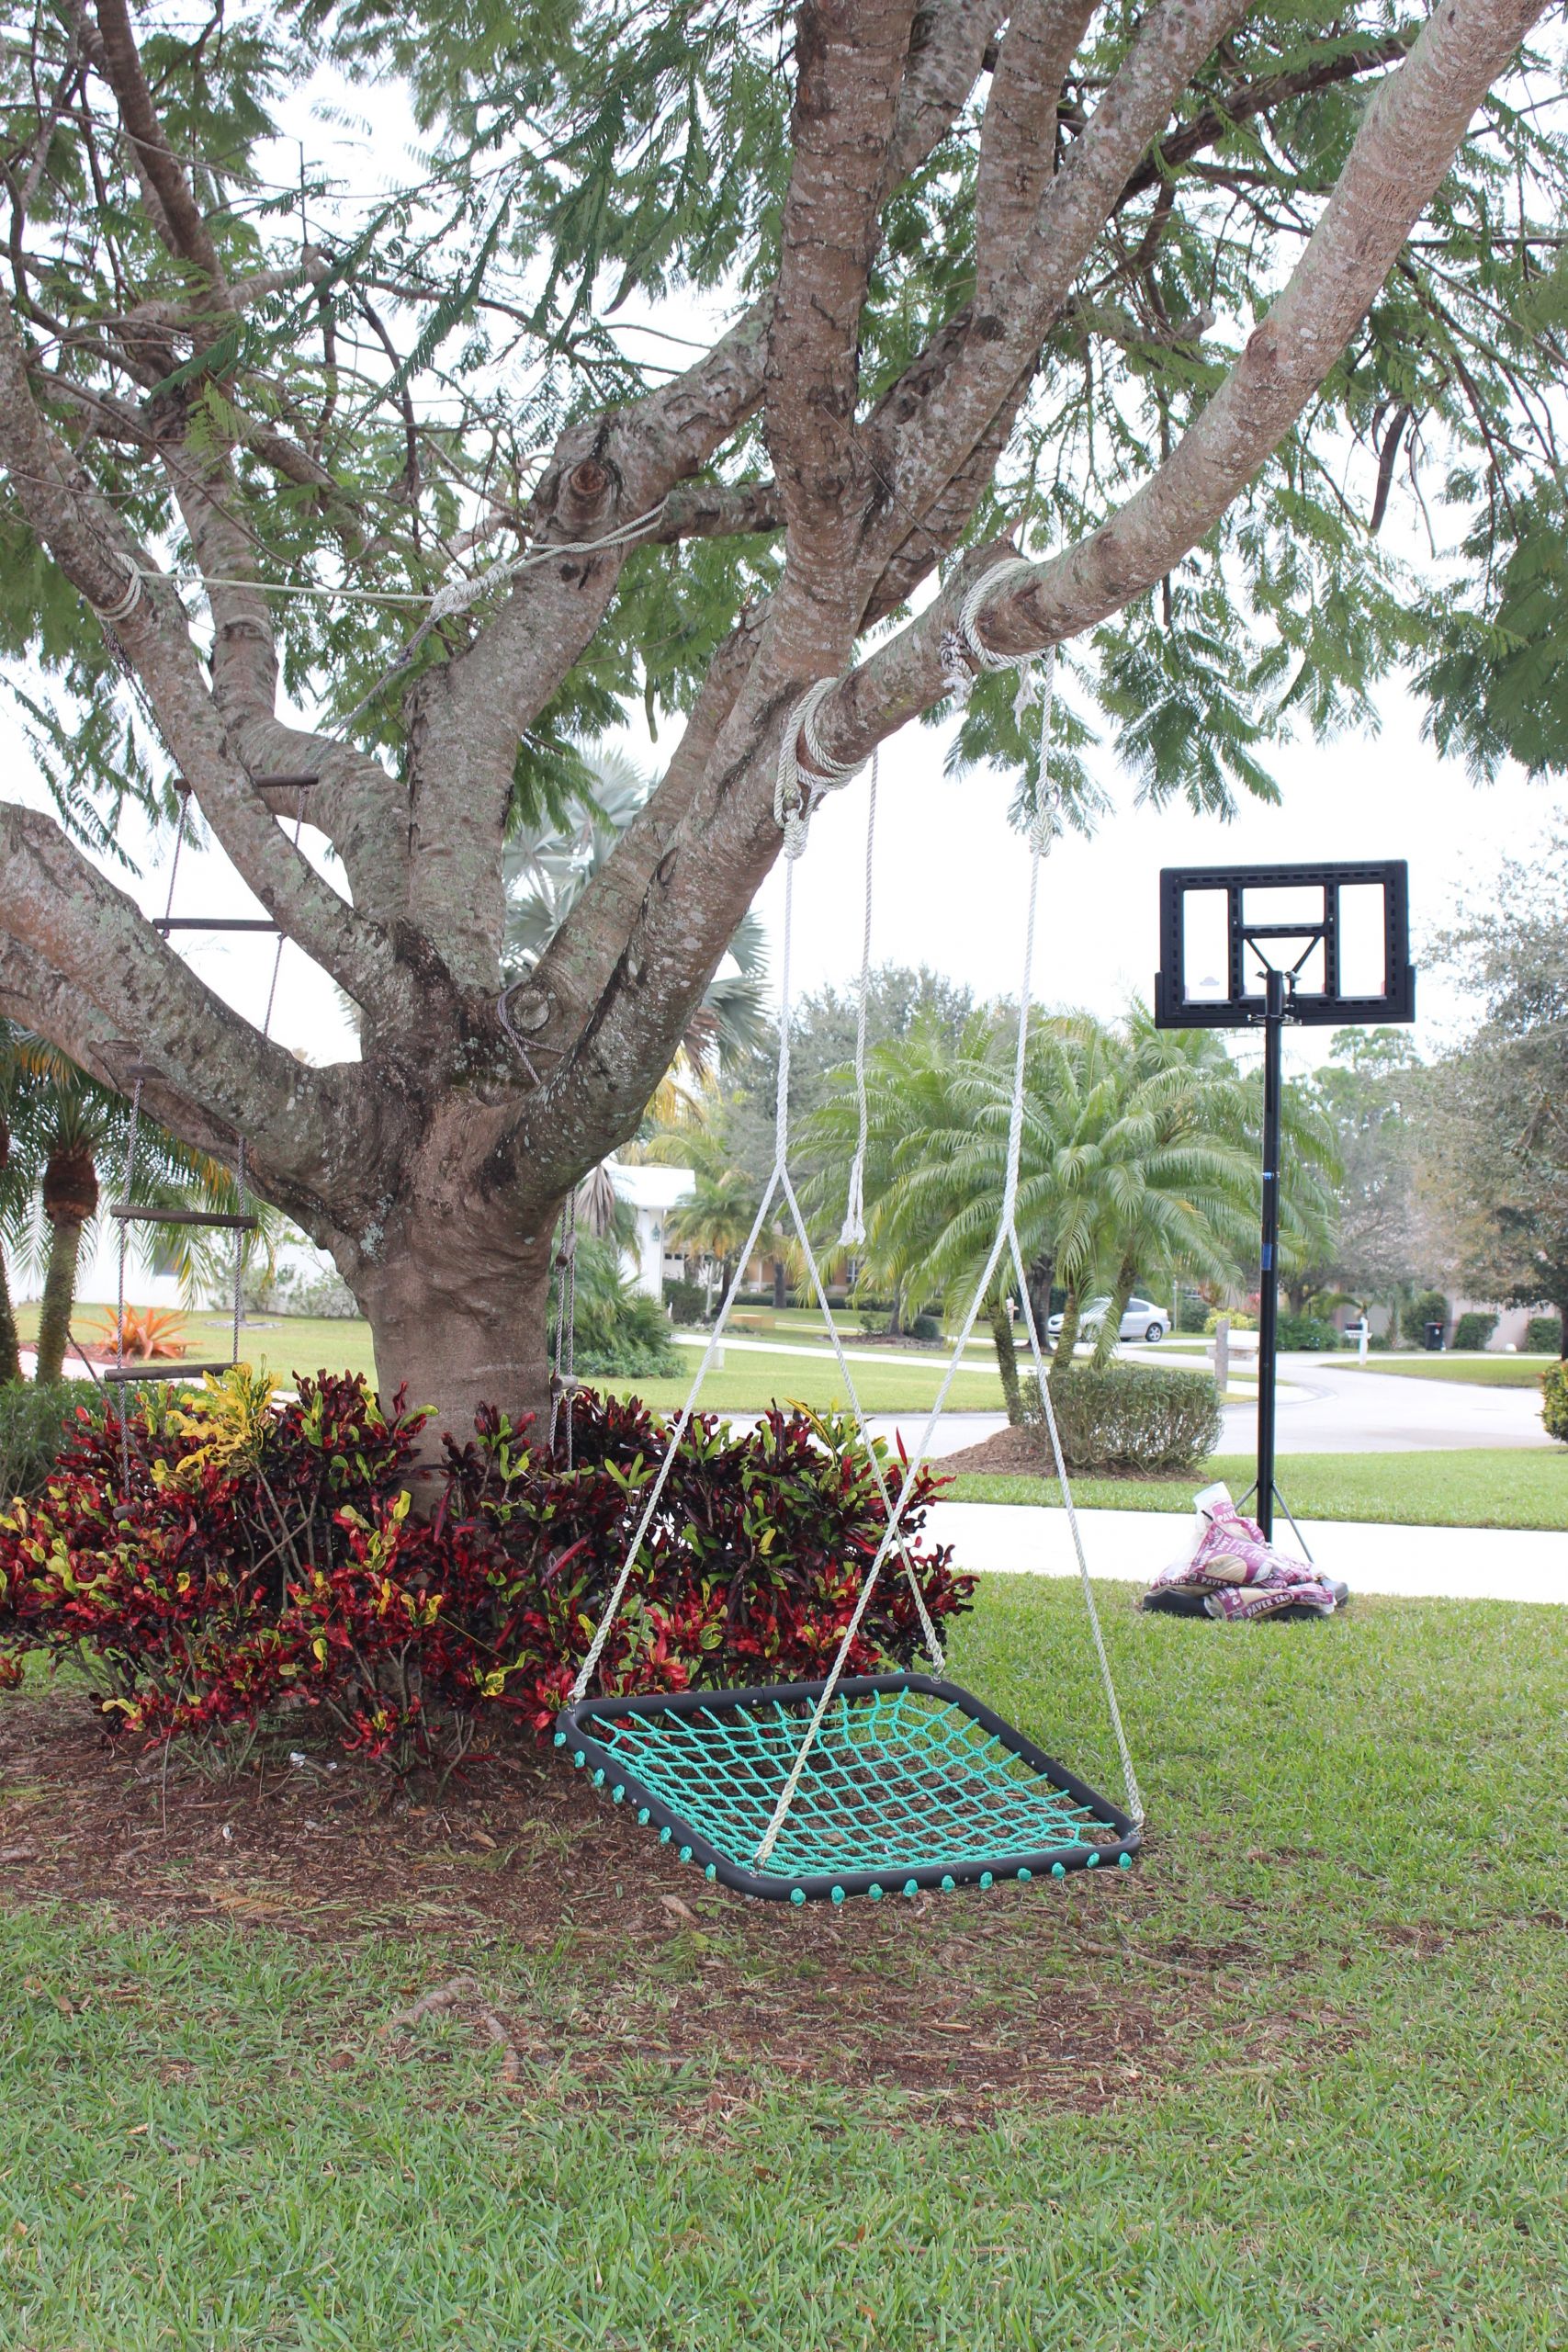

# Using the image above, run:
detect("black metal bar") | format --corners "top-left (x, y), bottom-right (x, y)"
top-left (1236, 921), bottom-right (1329, 942)
top-left (253, 773), bottom-right (320, 787)
top-left (109, 1204), bottom-right (258, 1231)
top-left (153, 918), bottom-right (281, 933)
top-left (98, 1362), bottom-right (236, 1385)
top-left (1256, 967), bottom-right (1285, 1542)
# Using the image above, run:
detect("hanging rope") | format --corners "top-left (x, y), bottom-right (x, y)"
top-left (570, 684), bottom-right (944, 1705)
top-left (840, 745), bottom-right (877, 1252)
top-left (754, 571), bottom-right (1142, 1866)
top-left (549, 1186), bottom-right (579, 1466)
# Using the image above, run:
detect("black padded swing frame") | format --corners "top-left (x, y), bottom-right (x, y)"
top-left (555, 1670), bottom-right (1142, 1905)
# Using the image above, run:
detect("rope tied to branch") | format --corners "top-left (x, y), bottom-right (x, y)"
top-left (773, 677), bottom-right (868, 861)
top-left (949, 554), bottom-right (1062, 856)
top-left (87, 548), bottom-right (144, 625)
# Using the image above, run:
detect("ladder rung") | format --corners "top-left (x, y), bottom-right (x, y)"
top-left (154, 918), bottom-right (281, 933)
top-left (99, 1362), bottom-right (236, 1384)
top-left (254, 773), bottom-right (320, 788)
top-left (109, 1204), bottom-right (258, 1231)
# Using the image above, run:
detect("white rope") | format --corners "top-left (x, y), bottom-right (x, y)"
top-left (108, 498), bottom-right (672, 616)
top-left (755, 567), bottom-right (1142, 1864)
top-left (88, 549), bottom-right (144, 624)
top-left (773, 677), bottom-right (866, 861)
top-left (840, 745), bottom-right (877, 1251)
top-left (570, 784), bottom-right (944, 1706)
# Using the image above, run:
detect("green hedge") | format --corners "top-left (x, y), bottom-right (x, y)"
top-left (1542, 1363), bottom-right (1568, 1445)
top-left (1453, 1311), bottom-right (1497, 1352)
top-left (1276, 1312), bottom-right (1342, 1351)
top-left (1024, 1363), bottom-right (1222, 1475)
top-left (1526, 1316), bottom-right (1563, 1356)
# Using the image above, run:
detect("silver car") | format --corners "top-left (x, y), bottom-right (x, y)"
top-left (1046, 1295), bottom-right (1168, 1344)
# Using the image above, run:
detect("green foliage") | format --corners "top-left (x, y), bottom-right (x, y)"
top-left (1541, 1363), bottom-right (1568, 1444)
top-left (1420, 488), bottom-right (1568, 780)
top-left (1276, 1311), bottom-right (1342, 1351)
top-left (661, 1276), bottom-right (706, 1327)
top-left (2, 0), bottom-right (1562, 850)
top-left (0, 1383), bottom-right (81, 1501)
top-left (1452, 1311), bottom-right (1497, 1352)
top-left (554, 1235), bottom-right (679, 1378)
top-left (1410, 1290), bottom-right (1450, 1340)
top-left (1023, 1364), bottom-right (1223, 1476)
top-left (1526, 1316), bottom-right (1563, 1356)
top-left (1203, 1307), bottom-right (1256, 1334)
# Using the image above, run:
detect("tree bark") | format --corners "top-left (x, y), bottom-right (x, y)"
top-left (0, 1243), bottom-right (20, 1385)
top-left (988, 1296), bottom-right (1025, 1425)
top-left (1051, 1287), bottom-right (1082, 1372)
top-left (772, 1260), bottom-right (788, 1312)
top-left (1092, 1256), bottom-right (1138, 1368)
top-left (351, 1219), bottom-right (558, 1461)
top-left (34, 1217), bottom-right (85, 1384)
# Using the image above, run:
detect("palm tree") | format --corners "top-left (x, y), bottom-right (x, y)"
top-left (4, 1034), bottom-right (254, 1382)
top-left (804, 1012), bottom-right (1302, 1420)
top-left (661, 1147), bottom-right (763, 1314)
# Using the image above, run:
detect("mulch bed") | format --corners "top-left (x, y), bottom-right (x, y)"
top-left (0, 1690), bottom-right (1211, 2128)
top-left (938, 1422), bottom-right (1199, 1484)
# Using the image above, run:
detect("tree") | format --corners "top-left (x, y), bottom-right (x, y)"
top-left (806, 1010), bottom-right (1276, 1416)
top-left (0, 0), bottom-right (1555, 1441)
top-left (1292, 1027), bottom-right (1430, 1322)
top-left (1423, 835), bottom-right (1568, 1353)
top-left (1, 1028), bottom-right (251, 1380)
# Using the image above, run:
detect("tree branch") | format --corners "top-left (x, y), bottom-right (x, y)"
top-left (975, 0), bottom-right (1098, 300)
top-left (883, 0), bottom-right (1000, 192)
top-left (395, 300), bottom-right (775, 987)
top-left (90, 0), bottom-right (224, 288)
top-left (1119, 31), bottom-right (1422, 203)
top-left (0, 803), bottom-right (337, 1179)
top-left (818, 0), bottom-right (1551, 763)
top-left (862, 0), bottom-right (1253, 566)
top-left (763, 0), bottom-right (920, 653)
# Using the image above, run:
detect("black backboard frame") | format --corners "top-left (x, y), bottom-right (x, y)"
top-left (1154, 860), bottom-right (1415, 1031)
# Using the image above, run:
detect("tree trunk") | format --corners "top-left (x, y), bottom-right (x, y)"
top-left (353, 1224), bottom-right (557, 1465)
top-left (1051, 1287), bottom-right (1082, 1372)
top-left (0, 1241), bottom-right (19, 1385)
top-left (1092, 1257), bottom-right (1138, 1369)
top-left (988, 1296), bottom-right (1024, 1425)
top-left (772, 1259), bottom-right (787, 1311)
top-left (34, 1216), bottom-right (85, 1383)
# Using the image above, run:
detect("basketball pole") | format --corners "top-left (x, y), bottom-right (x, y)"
top-left (1255, 967), bottom-right (1286, 1541)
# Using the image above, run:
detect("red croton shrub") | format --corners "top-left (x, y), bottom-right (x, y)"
top-left (0, 1372), bottom-right (970, 1771)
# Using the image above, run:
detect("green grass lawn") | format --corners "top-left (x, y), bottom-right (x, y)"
top-left (945, 1447), bottom-right (1568, 1531)
top-left (3, 1578), bottom-right (1565, 2348)
top-left (611, 1347), bottom-right (1008, 1417)
top-left (15, 1303), bottom-right (1010, 1418)
top-left (1318, 1352), bottom-right (1557, 1388)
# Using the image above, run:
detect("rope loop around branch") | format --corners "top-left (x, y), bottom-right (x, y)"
top-left (943, 554), bottom-right (1061, 855)
top-left (88, 549), bottom-right (144, 625)
top-left (773, 676), bottom-right (866, 861)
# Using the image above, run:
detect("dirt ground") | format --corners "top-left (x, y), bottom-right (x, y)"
top-left (0, 1690), bottom-right (1216, 2128)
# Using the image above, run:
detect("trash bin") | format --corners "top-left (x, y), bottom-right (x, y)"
top-left (1424, 1320), bottom-right (1445, 1351)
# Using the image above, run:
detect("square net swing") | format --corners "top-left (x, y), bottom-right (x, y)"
top-left (555, 1672), bottom-right (1140, 1905)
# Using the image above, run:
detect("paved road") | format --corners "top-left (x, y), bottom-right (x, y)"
top-left (926, 1498), bottom-right (1566, 1608)
top-left (839, 1356), bottom-right (1549, 1460)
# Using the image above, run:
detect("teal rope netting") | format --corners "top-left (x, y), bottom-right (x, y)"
top-left (571, 1686), bottom-right (1119, 1892)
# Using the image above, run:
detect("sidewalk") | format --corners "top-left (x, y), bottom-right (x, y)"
top-left (927, 1498), bottom-right (1566, 1608)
